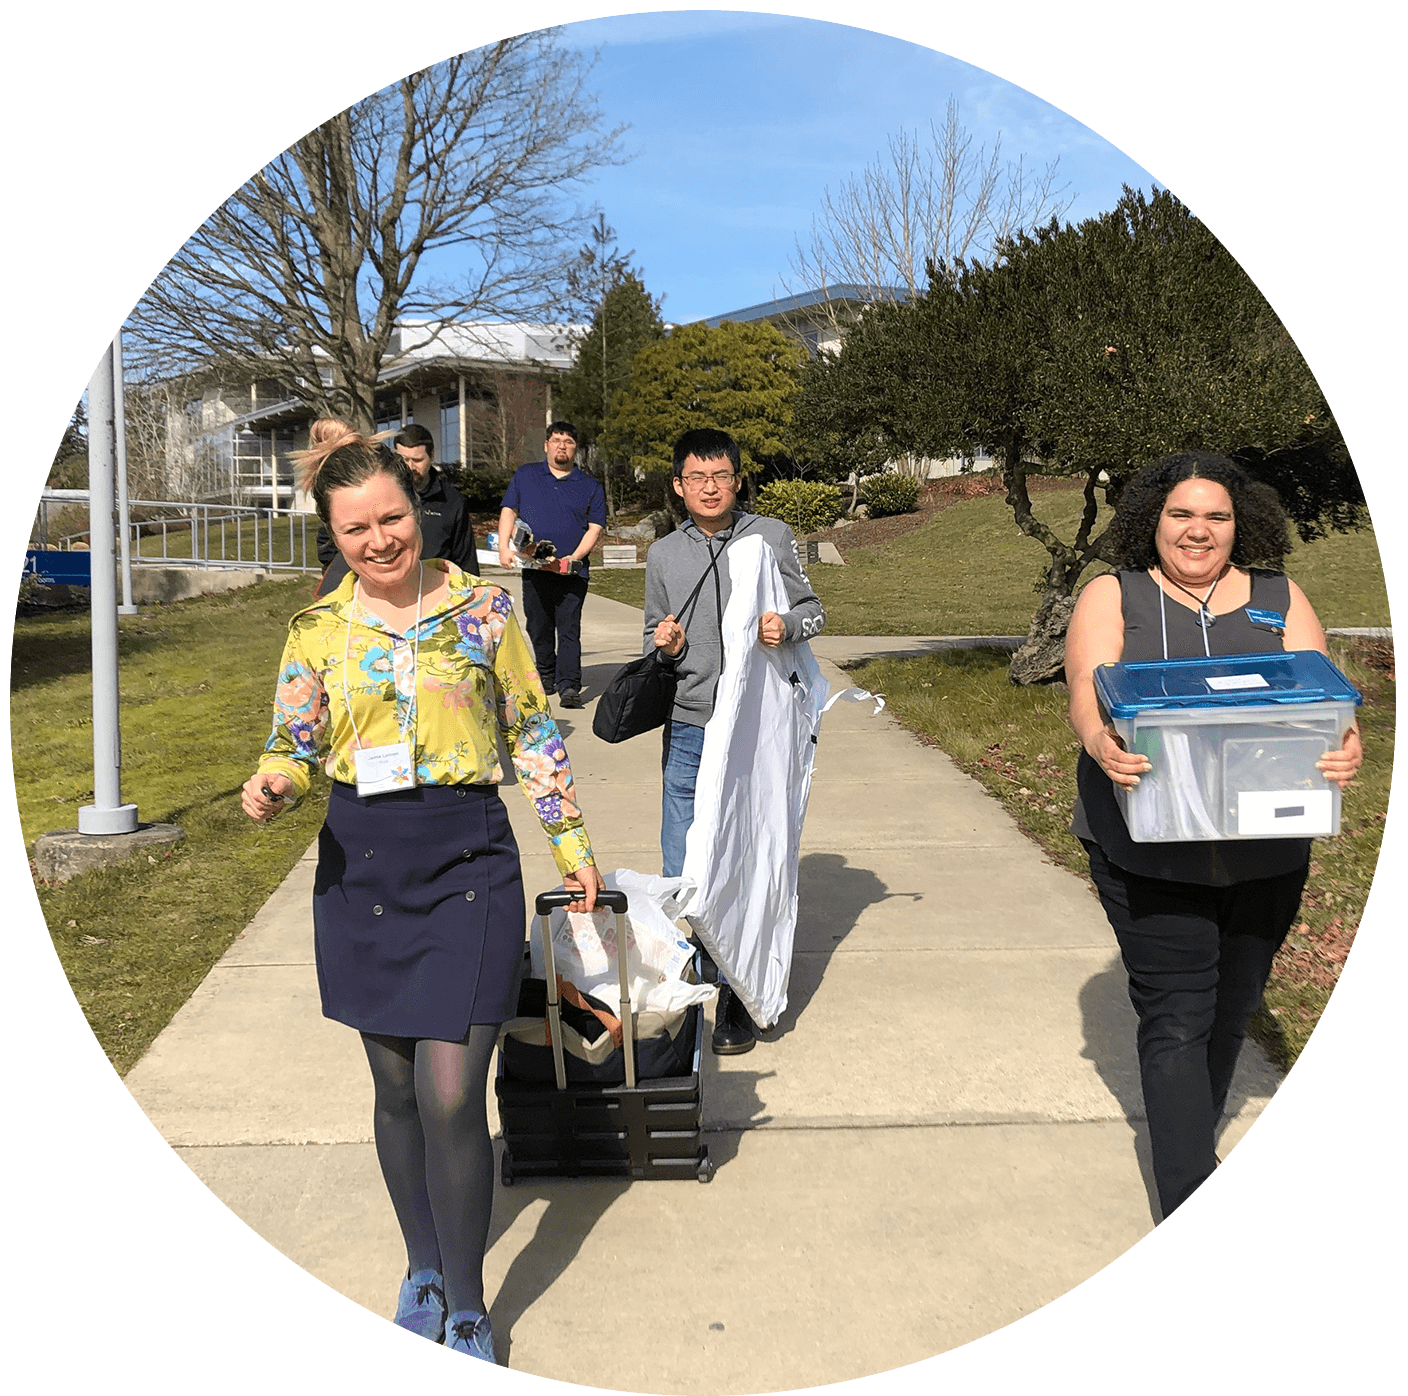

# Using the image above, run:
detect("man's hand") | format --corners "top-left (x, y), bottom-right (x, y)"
top-left (654, 614), bottom-right (685, 657)
top-left (758, 611), bottom-right (786, 647)
top-left (497, 506), bottom-right (518, 570)
top-left (242, 772), bottom-right (294, 823)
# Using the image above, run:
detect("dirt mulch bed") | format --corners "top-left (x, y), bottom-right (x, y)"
top-left (807, 475), bottom-right (1080, 556)
top-left (1354, 637), bottom-right (1395, 681)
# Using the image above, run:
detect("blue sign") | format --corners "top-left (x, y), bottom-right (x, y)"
top-left (24, 549), bottom-right (92, 586)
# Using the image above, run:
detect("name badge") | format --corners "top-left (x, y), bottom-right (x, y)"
top-left (353, 741), bottom-right (415, 796)
top-left (1245, 607), bottom-right (1285, 632)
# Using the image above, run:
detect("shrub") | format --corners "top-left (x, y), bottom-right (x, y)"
top-left (17, 573), bottom-right (47, 610)
top-left (754, 480), bottom-right (844, 535)
top-left (860, 472), bottom-right (922, 517)
top-left (937, 473), bottom-right (1004, 501)
top-left (454, 464), bottom-right (516, 510)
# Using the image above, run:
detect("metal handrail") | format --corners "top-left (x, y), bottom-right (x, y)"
top-left (35, 497), bottom-right (321, 573)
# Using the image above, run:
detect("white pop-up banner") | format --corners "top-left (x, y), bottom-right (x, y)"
top-left (679, 533), bottom-right (881, 1028)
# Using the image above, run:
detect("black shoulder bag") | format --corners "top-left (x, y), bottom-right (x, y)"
top-left (592, 537), bottom-right (727, 744)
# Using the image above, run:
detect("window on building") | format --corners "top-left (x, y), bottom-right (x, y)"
top-left (375, 401), bottom-right (404, 438)
top-left (440, 396), bottom-right (463, 465)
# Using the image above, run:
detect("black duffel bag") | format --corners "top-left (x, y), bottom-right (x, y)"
top-left (591, 648), bottom-right (680, 743)
top-left (591, 534), bottom-right (729, 744)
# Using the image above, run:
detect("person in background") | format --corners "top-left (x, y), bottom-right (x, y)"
top-left (1064, 450), bottom-right (1361, 1219)
top-left (497, 421), bottom-right (606, 709)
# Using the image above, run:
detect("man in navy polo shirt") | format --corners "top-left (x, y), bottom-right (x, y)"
top-left (497, 421), bottom-right (606, 708)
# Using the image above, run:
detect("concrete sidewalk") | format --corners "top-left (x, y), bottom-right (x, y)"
top-left (124, 583), bottom-right (1281, 1393)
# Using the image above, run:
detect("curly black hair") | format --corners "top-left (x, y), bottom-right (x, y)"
top-left (1102, 451), bottom-right (1292, 571)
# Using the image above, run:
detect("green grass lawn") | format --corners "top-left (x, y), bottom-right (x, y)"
top-left (589, 488), bottom-right (1391, 634)
top-left (13, 577), bottom-right (330, 1074)
top-left (588, 567), bottom-right (648, 609)
top-left (16, 484), bottom-right (1391, 1078)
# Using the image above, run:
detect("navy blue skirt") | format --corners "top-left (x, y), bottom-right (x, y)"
top-left (312, 782), bottom-right (526, 1040)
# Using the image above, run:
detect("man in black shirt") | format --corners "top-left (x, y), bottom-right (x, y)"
top-left (315, 423), bottom-right (479, 596)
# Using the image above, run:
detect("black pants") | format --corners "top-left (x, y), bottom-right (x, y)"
top-left (519, 569), bottom-right (588, 695)
top-left (1083, 840), bottom-right (1307, 1219)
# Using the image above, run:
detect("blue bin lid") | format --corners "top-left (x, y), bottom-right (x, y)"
top-left (1094, 649), bottom-right (1362, 718)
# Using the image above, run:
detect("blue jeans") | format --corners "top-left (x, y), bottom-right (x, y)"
top-left (661, 719), bottom-right (727, 987)
top-left (660, 720), bottom-right (705, 879)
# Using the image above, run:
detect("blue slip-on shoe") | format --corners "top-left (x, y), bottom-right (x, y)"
top-left (394, 1268), bottom-right (447, 1343)
top-left (446, 1309), bottom-right (497, 1363)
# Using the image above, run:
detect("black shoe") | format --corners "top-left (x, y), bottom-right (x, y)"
top-left (712, 985), bottom-right (755, 1055)
top-left (559, 687), bottom-right (584, 708)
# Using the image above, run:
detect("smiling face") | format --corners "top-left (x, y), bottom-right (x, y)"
top-left (673, 453), bottom-right (739, 534)
top-left (1154, 476), bottom-right (1236, 589)
top-left (327, 471), bottom-right (422, 593)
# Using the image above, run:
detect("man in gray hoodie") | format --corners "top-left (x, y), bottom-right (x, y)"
top-left (644, 427), bottom-right (826, 1054)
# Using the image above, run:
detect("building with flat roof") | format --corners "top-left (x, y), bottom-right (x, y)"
top-left (167, 319), bottom-right (584, 508)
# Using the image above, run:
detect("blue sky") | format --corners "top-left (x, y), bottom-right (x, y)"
top-left (522, 10), bottom-right (1158, 324)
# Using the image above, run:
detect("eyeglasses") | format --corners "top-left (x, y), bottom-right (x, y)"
top-left (679, 472), bottom-right (736, 489)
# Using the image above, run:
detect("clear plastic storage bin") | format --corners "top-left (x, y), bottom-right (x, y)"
top-left (1093, 651), bottom-right (1361, 843)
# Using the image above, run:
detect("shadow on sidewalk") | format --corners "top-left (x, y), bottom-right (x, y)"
top-left (768, 852), bottom-right (921, 1039)
top-left (488, 1068), bottom-right (767, 1366)
top-left (1078, 954), bottom-right (1274, 1221)
top-left (488, 1156), bottom-right (629, 1367)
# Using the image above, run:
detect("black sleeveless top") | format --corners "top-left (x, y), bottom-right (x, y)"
top-left (1071, 568), bottom-right (1311, 886)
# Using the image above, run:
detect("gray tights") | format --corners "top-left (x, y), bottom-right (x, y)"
top-left (361, 1025), bottom-right (499, 1318)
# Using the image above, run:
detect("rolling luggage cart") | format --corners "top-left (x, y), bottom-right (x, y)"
top-left (497, 888), bottom-right (714, 1185)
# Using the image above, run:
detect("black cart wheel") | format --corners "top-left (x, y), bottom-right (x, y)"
top-left (697, 1155), bottom-right (714, 1184)
top-left (501, 1153), bottom-right (515, 1187)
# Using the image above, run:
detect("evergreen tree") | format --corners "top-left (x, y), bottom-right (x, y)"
top-left (556, 217), bottom-right (666, 517)
top-left (604, 321), bottom-right (804, 513)
top-left (796, 186), bottom-right (1363, 680)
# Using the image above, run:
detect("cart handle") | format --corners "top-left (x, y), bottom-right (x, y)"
top-left (535, 888), bottom-right (628, 915)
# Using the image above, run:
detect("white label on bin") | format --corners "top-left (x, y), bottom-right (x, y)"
top-left (1206, 672), bottom-right (1271, 691)
top-left (1237, 789), bottom-right (1333, 835)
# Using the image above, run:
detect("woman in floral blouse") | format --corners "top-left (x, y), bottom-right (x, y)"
top-left (241, 419), bottom-right (603, 1366)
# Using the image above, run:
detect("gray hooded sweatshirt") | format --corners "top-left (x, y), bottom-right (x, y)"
top-left (641, 510), bottom-right (826, 727)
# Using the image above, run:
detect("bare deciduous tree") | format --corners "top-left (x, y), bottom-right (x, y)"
top-left (127, 31), bottom-right (626, 431)
top-left (785, 99), bottom-right (1072, 336)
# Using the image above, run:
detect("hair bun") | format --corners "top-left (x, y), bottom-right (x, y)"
top-left (296, 417), bottom-right (366, 491)
top-left (307, 417), bottom-right (361, 451)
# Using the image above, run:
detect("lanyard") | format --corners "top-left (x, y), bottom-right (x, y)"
top-left (342, 565), bottom-right (423, 752)
top-left (1155, 566), bottom-right (1218, 659)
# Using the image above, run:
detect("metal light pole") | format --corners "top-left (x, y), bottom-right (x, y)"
top-left (79, 341), bottom-right (139, 836)
top-left (112, 332), bottom-right (137, 614)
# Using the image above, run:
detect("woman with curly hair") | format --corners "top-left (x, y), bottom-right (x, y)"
top-left (1065, 450), bottom-right (1361, 1219)
top-left (241, 420), bottom-right (604, 1363)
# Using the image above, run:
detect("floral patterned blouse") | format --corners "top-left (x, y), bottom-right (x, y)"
top-left (257, 559), bottom-right (594, 876)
